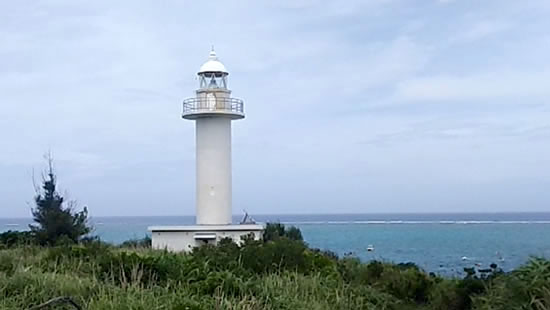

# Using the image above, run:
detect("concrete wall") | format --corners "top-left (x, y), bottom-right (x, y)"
top-left (152, 231), bottom-right (197, 252)
top-left (151, 230), bottom-right (262, 252)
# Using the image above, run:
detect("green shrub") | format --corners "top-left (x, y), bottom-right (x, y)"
top-left (263, 222), bottom-right (304, 242)
top-left (336, 257), bottom-right (362, 283)
top-left (240, 237), bottom-right (309, 274)
top-left (429, 279), bottom-right (467, 310)
top-left (0, 230), bottom-right (36, 247)
top-left (304, 249), bottom-right (338, 276)
top-left (366, 261), bottom-right (386, 283)
top-left (339, 260), bottom-right (434, 304)
top-left (286, 226), bottom-right (303, 241)
top-left (379, 265), bottom-right (434, 303)
top-left (473, 258), bottom-right (550, 310)
top-left (0, 251), bottom-right (16, 276)
top-left (120, 235), bottom-right (152, 248)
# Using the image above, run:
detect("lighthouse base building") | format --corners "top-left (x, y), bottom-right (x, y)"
top-left (149, 49), bottom-right (263, 252)
top-left (149, 225), bottom-right (263, 252)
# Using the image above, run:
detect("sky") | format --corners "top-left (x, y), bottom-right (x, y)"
top-left (1, 0), bottom-right (549, 218)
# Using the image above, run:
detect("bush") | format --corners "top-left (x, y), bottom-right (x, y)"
top-left (240, 237), bottom-right (309, 274)
top-left (192, 235), bottom-right (317, 276)
top-left (336, 260), bottom-right (434, 304)
top-left (473, 258), bottom-right (550, 310)
top-left (120, 236), bottom-right (152, 248)
top-left (0, 252), bottom-right (17, 276)
top-left (263, 222), bottom-right (303, 242)
top-left (429, 279), bottom-right (463, 310)
top-left (376, 264), bottom-right (433, 303)
top-left (0, 230), bottom-right (36, 248)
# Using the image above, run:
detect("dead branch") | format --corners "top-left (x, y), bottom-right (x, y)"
top-left (28, 296), bottom-right (82, 310)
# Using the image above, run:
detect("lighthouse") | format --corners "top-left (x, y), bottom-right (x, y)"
top-left (188, 49), bottom-right (241, 225)
top-left (149, 49), bottom-right (263, 252)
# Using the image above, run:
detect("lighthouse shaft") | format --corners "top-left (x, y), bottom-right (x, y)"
top-left (195, 117), bottom-right (232, 225)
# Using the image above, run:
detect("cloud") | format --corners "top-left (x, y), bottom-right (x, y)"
top-left (395, 72), bottom-right (550, 102)
top-left (270, 0), bottom-right (397, 15)
top-left (451, 20), bottom-right (512, 43)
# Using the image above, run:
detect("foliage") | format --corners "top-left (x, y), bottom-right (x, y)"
top-left (29, 155), bottom-right (91, 245)
top-left (427, 263), bottom-right (505, 310)
top-left (263, 222), bottom-right (303, 242)
top-left (0, 228), bottom-right (548, 309)
top-left (473, 258), bottom-right (550, 310)
top-left (0, 230), bottom-right (36, 248)
top-left (119, 235), bottom-right (152, 248)
top-left (285, 226), bottom-right (303, 241)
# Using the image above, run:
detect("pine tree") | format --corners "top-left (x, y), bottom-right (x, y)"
top-left (29, 155), bottom-right (90, 245)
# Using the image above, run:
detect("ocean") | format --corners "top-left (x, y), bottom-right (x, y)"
top-left (2, 213), bottom-right (550, 277)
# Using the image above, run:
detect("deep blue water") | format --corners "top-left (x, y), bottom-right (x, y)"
top-left (2, 213), bottom-right (550, 276)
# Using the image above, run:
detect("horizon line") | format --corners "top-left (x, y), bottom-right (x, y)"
top-left (2, 210), bottom-right (550, 220)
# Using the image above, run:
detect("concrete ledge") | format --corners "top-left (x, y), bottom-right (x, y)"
top-left (148, 224), bottom-right (264, 232)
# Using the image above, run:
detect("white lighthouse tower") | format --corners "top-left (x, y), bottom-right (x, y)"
top-left (149, 49), bottom-right (263, 252)
top-left (190, 49), bottom-right (240, 226)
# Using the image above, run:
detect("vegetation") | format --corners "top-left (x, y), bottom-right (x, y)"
top-left (119, 235), bottom-right (152, 248)
top-left (263, 222), bottom-right (303, 241)
top-left (29, 155), bottom-right (91, 246)
top-left (1, 227), bottom-right (549, 310)
top-left (0, 230), bottom-right (36, 248)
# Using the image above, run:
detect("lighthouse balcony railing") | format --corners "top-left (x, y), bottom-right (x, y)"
top-left (182, 97), bottom-right (244, 116)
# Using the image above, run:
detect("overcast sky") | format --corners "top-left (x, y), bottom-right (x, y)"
top-left (1, 0), bottom-right (549, 218)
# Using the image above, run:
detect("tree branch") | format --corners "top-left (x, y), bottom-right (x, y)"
top-left (28, 296), bottom-right (82, 310)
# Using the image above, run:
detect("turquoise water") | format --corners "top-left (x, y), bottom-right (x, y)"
top-left (301, 223), bottom-right (549, 276)
top-left (2, 213), bottom-right (550, 276)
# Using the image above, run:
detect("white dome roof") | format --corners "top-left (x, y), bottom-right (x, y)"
top-left (198, 50), bottom-right (228, 74)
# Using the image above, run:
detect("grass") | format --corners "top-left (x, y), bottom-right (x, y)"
top-left (0, 238), bottom-right (549, 309)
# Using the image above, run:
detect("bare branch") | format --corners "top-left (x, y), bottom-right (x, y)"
top-left (67, 199), bottom-right (78, 211)
top-left (31, 167), bottom-right (40, 194)
top-left (44, 151), bottom-right (55, 182)
top-left (28, 296), bottom-right (82, 310)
